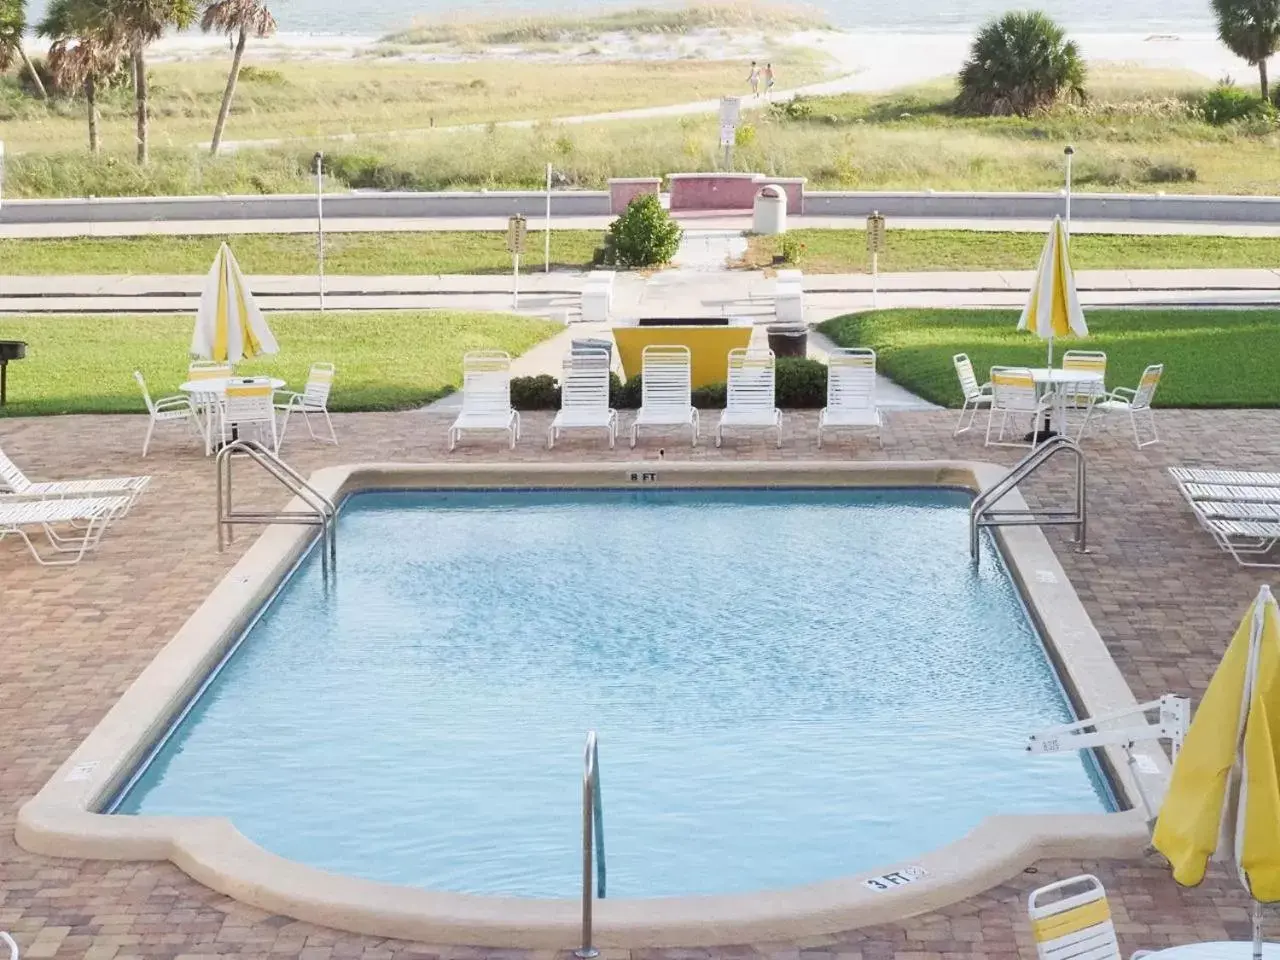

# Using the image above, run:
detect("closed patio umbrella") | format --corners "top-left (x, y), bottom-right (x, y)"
top-left (190, 242), bottom-right (278, 363)
top-left (1018, 216), bottom-right (1088, 368)
top-left (1153, 584), bottom-right (1280, 960)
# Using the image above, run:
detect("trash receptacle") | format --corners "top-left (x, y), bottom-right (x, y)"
top-left (752, 184), bottom-right (788, 236)
top-left (572, 337), bottom-right (613, 366)
top-left (766, 323), bottom-right (807, 358)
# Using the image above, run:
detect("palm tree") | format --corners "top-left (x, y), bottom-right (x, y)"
top-left (0, 0), bottom-right (49, 98)
top-left (957, 10), bottom-right (1086, 117)
top-left (1210, 0), bottom-right (1280, 101)
top-left (39, 0), bottom-right (123, 153)
top-left (78, 0), bottom-right (197, 163)
top-left (201, 0), bottom-right (276, 155)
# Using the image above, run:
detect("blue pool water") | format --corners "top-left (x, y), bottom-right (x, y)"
top-left (115, 488), bottom-right (1111, 898)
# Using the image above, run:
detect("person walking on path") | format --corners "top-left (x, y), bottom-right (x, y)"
top-left (747, 61), bottom-right (760, 97)
top-left (763, 62), bottom-right (775, 98)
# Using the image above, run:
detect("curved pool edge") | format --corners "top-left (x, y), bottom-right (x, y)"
top-left (16, 459), bottom-right (1171, 949)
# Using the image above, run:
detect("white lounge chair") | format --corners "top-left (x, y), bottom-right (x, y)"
top-left (1171, 470), bottom-right (1280, 567)
top-left (549, 347), bottom-right (617, 449)
top-left (985, 366), bottom-right (1049, 448)
top-left (0, 441), bottom-right (150, 510)
top-left (221, 377), bottom-right (280, 454)
top-left (952, 353), bottom-right (992, 436)
top-left (0, 495), bottom-right (130, 565)
top-left (631, 344), bottom-right (698, 447)
top-left (716, 347), bottom-right (782, 447)
top-left (449, 351), bottom-right (520, 451)
top-left (1169, 467), bottom-right (1280, 487)
top-left (1028, 874), bottom-right (1136, 960)
top-left (818, 347), bottom-right (881, 448)
top-left (1079, 363), bottom-right (1162, 448)
top-left (135, 370), bottom-right (201, 458)
top-left (276, 362), bottom-right (337, 446)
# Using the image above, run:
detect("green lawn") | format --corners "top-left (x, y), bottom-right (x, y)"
top-left (0, 231), bottom-right (603, 276)
top-left (0, 311), bottom-right (561, 416)
top-left (745, 230), bottom-right (1280, 273)
top-left (819, 308), bottom-right (1280, 408)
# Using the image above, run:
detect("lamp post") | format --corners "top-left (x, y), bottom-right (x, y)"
top-left (1063, 145), bottom-right (1075, 238)
top-left (314, 151), bottom-right (325, 313)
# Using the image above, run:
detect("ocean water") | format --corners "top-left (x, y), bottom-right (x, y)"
top-left (26, 0), bottom-right (1215, 38)
top-left (115, 488), bottom-right (1111, 899)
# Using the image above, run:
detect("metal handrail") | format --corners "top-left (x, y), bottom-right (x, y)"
top-left (215, 439), bottom-right (337, 575)
top-left (970, 435), bottom-right (1086, 563)
top-left (575, 731), bottom-right (606, 960)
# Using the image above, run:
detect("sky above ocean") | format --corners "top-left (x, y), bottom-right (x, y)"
top-left (25, 0), bottom-right (1218, 37)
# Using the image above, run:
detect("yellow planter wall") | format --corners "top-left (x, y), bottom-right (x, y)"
top-left (612, 326), bottom-right (753, 388)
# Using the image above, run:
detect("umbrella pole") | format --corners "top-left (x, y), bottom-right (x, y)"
top-left (1047, 334), bottom-right (1055, 369)
top-left (1253, 900), bottom-right (1263, 960)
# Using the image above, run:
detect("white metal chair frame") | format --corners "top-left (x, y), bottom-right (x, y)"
top-left (276, 362), bottom-right (337, 446)
top-left (631, 344), bottom-right (699, 447)
top-left (0, 442), bottom-right (150, 511)
top-left (1028, 874), bottom-right (1124, 960)
top-left (0, 495), bottom-right (130, 565)
top-left (221, 376), bottom-right (280, 455)
top-left (135, 370), bottom-right (201, 458)
top-left (449, 351), bottom-right (521, 451)
top-left (985, 366), bottom-right (1049, 448)
top-left (952, 353), bottom-right (992, 436)
top-left (818, 347), bottom-right (881, 448)
top-left (186, 361), bottom-right (233, 453)
top-left (1079, 363), bottom-right (1162, 448)
top-left (716, 347), bottom-right (783, 447)
top-left (1171, 470), bottom-right (1280, 568)
top-left (548, 348), bottom-right (617, 449)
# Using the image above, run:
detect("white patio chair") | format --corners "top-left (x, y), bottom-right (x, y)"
top-left (186, 361), bottom-right (231, 449)
top-left (1079, 363), bottom-right (1163, 448)
top-left (221, 377), bottom-right (280, 454)
top-left (818, 347), bottom-right (881, 448)
top-left (276, 362), bottom-right (337, 446)
top-left (0, 441), bottom-right (150, 511)
top-left (0, 495), bottom-right (130, 566)
top-left (135, 370), bottom-right (200, 458)
top-left (631, 344), bottom-right (698, 447)
top-left (449, 351), bottom-right (520, 451)
top-left (1028, 874), bottom-right (1134, 960)
top-left (716, 347), bottom-right (782, 447)
top-left (548, 347), bottom-right (616, 449)
top-left (952, 353), bottom-right (992, 436)
top-left (985, 366), bottom-right (1048, 448)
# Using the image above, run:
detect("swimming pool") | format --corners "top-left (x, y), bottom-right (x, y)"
top-left (112, 486), bottom-right (1111, 899)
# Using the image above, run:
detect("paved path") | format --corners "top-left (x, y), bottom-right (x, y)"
top-left (9, 213), bottom-right (1280, 240)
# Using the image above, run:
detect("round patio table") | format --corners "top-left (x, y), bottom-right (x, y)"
top-left (1138, 943), bottom-right (1280, 960)
top-left (1025, 367), bottom-right (1105, 443)
top-left (180, 377), bottom-right (286, 453)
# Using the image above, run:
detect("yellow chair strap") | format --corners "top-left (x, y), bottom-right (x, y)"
top-left (1031, 899), bottom-right (1111, 942)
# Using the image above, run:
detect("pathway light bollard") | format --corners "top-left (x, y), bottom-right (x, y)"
top-left (1064, 145), bottom-right (1074, 237)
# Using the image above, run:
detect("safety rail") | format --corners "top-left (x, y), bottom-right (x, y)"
top-left (575, 731), bottom-right (606, 960)
top-left (970, 435), bottom-right (1086, 563)
top-left (215, 439), bottom-right (337, 576)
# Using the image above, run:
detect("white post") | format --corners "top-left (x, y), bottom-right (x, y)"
top-left (871, 251), bottom-right (878, 309)
top-left (1063, 145), bottom-right (1074, 239)
top-left (314, 151), bottom-right (326, 313)
top-left (0, 140), bottom-right (5, 219)
top-left (545, 162), bottom-right (552, 273)
top-left (513, 252), bottom-right (520, 310)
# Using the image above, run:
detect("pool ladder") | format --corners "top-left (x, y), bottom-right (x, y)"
top-left (969, 435), bottom-right (1087, 565)
top-left (215, 439), bottom-right (338, 577)
top-left (576, 731), bottom-right (607, 959)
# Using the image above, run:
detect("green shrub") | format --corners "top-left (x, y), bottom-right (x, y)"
top-left (238, 65), bottom-right (288, 85)
top-left (691, 382), bottom-right (727, 409)
top-left (1199, 82), bottom-right (1272, 124)
top-left (1141, 161), bottom-right (1197, 184)
top-left (775, 357), bottom-right (827, 408)
top-left (779, 234), bottom-right (806, 263)
top-left (510, 374), bottom-right (560, 410)
top-left (957, 11), bottom-right (1086, 116)
top-left (603, 193), bottom-right (682, 268)
top-left (612, 373), bottom-right (642, 409)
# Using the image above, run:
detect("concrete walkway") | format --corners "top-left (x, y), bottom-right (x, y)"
top-left (9, 214), bottom-right (1280, 240)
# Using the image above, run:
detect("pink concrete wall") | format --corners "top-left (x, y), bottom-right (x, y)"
top-left (667, 174), bottom-right (807, 213)
top-left (609, 179), bottom-right (662, 215)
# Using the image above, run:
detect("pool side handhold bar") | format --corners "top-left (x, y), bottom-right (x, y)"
top-left (575, 730), bottom-right (606, 960)
top-left (969, 435), bottom-right (1086, 564)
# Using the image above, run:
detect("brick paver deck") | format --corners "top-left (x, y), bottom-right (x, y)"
top-left (2, 408), bottom-right (1278, 959)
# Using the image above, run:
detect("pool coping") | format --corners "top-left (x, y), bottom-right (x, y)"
top-left (16, 459), bottom-right (1167, 949)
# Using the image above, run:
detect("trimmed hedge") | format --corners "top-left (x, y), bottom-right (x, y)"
top-left (510, 357), bottom-right (828, 411)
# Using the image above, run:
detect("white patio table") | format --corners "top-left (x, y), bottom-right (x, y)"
top-left (1025, 367), bottom-right (1105, 443)
top-left (1137, 942), bottom-right (1280, 960)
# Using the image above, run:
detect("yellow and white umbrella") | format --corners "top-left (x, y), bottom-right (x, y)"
top-left (1153, 584), bottom-right (1280, 960)
top-left (1018, 216), bottom-right (1088, 367)
top-left (190, 242), bottom-right (278, 363)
